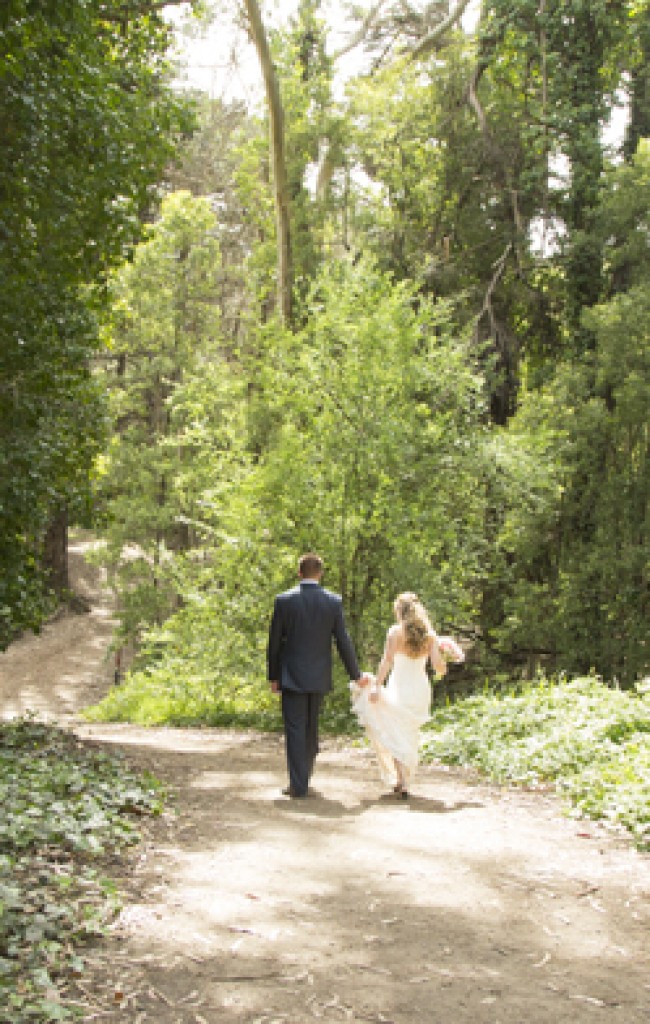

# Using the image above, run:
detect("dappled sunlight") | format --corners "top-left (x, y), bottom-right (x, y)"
top-left (75, 726), bottom-right (649, 1022)
top-left (2, 544), bottom-right (648, 1021)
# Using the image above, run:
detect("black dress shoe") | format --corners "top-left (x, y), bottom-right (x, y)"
top-left (282, 786), bottom-right (306, 798)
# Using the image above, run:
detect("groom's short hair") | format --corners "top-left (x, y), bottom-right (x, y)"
top-left (299, 553), bottom-right (323, 578)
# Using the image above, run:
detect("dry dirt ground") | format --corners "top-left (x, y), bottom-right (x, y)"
top-left (1, 535), bottom-right (649, 1024)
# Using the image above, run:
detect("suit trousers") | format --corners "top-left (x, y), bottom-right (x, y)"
top-left (281, 690), bottom-right (323, 796)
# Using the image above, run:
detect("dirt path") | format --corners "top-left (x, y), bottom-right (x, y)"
top-left (1, 538), bottom-right (649, 1023)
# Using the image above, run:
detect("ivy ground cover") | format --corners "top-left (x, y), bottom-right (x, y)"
top-left (0, 718), bottom-right (163, 1023)
top-left (422, 675), bottom-right (650, 850)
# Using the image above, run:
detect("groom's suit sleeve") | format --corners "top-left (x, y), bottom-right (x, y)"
top-left (332, 599), bottom-right (360, 681)
top-left (267, 597), bottom-right (283, 681)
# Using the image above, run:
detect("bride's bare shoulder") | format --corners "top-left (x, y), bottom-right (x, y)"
top-left (386, 623), bottom-right (402, 646)
top-left (387, 623), bottom-right (407, 653)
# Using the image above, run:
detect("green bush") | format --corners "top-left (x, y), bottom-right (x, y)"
top-left (422, 675), bottom-right (650, 849)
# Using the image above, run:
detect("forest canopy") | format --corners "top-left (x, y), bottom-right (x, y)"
top-left (1, 0), bottom-right (648, 701)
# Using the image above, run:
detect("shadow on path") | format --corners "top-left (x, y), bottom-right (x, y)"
top-left (1, 538), bottom-right (649, 1023)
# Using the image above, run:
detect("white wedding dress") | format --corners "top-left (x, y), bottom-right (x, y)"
top-left (350, 651), bottom-right (432, 788)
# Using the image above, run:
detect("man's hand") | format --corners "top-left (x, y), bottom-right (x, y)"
top-left (270, 680), bottom-right (280, 694)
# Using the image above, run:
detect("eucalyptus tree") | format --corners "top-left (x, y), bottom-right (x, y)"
top-left (242, 0), bottom-right (293, 322)
top-left (239, 0), bottom-right (339, 323)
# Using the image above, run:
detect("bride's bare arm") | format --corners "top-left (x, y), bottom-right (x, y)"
top-left (429, 633), bottom-right (447, 676)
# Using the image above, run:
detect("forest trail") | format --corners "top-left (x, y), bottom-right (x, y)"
top-left (1, 539), bottom-right (649, 1024)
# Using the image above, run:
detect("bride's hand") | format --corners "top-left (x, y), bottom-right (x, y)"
top-left (438, 636), bottom-right (465, 664)
top-left (369, 687), bottom-right (380, 703)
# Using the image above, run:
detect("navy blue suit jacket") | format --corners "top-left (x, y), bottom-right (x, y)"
top-left (267, 582), bottom-right (360, 694)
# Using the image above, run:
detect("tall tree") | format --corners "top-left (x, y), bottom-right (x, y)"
top-left (0, 0), bottom-right (193, 643)
top-left (243, 0), bottom-right (293, 323)
top-left (98, 192), bottom-right (223, 643)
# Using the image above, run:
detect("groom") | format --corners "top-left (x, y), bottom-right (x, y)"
top-left (267, 553), bottom-right (366, 798)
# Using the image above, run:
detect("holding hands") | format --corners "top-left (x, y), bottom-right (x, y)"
top-left (356, 672), bottom-right (380, 702)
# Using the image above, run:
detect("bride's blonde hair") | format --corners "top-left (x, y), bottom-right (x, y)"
top-left (394, 592), bottom-right (432, 657)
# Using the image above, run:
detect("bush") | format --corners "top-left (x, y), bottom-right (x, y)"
top-left (422, 675), bottom-right (650, 848)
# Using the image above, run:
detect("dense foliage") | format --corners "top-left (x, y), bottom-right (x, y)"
top-left (0, 718), bottom-right (162, 1023)
top-left (491, 143), bottom-right (650, 681)
top-left (421, 675), bottom-right (650, 850)
top-left (0, 0), bottom-right (193, 644)
top-left (90, 0), bottom-right (647, 698)
top-left (89, 246), bottom-right (490, 729)
top-left (2, 2), bottom-right (648, 704)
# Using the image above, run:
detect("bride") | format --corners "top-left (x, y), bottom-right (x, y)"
top-left (351, 592), bottom-right (464, 798)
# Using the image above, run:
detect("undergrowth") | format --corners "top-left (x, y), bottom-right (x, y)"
top-left (85, 663), bottom-right (650, 850)
top-left (421, 674), bottom-right (650, 850)
top-left (83, 661), bottom-right (356, 734)
top-left (0, 718), bottom-right (163, 1023)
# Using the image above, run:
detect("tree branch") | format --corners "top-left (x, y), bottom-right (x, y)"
top-left (332, 1), bottom-right (389, 60)
top-left (467, 64), bottom-right (489, 135)
top-left (408, 0), bottom-right (474, 60)
top-left (476, 243), bottom-right (512, 337)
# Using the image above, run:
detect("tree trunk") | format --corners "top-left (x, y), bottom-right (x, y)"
top-left (624, 11), bottom-right (650, 161)
top-left (242, 0), bottom-right (293, 325)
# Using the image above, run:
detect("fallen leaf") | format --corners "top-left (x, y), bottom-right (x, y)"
top-left (533, 953), bottom-right (551, 968)
top-left (148, 986), bottom-right (174, 1007)
top-left (577, 885), bottom-right (600, 898)
top-left (178, 990), bottom-right (200, 1004)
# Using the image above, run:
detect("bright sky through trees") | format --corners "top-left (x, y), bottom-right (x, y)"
top-left (166, 1), bottom-right (482, 104)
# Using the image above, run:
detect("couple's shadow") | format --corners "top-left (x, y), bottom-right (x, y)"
top-left (375, 792), bottom-right (483, 814)
top-left (273, 791), bottom-right (483, 818)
